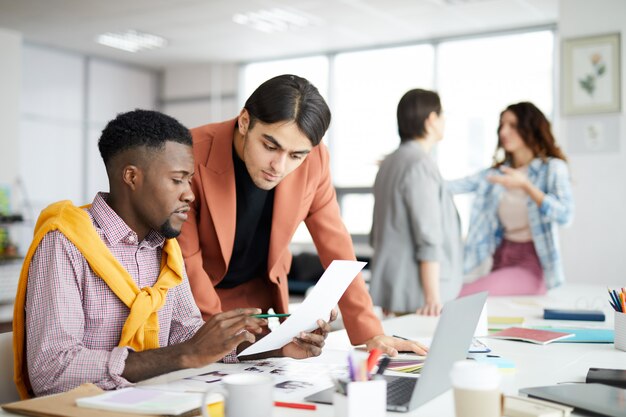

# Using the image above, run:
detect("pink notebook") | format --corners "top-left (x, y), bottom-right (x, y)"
top-left (489, 327), bottom-right (574, 345)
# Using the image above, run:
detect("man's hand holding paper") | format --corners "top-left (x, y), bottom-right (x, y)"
top-left (280, 308), bottom-right (338, 359)
top-left (238, 260), bottom-right (366, 357)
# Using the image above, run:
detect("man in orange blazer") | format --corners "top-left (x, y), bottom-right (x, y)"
top-left (178, 74), bottom-right (426, 355)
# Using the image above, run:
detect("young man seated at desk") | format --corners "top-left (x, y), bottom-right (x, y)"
top-left (12, 110), bottom-right (332, 399)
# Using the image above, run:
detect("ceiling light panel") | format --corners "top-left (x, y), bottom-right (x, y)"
top-left (96, 30), bottom-right (168, 53)
top-left (232, 7), bottom-right (322, 33)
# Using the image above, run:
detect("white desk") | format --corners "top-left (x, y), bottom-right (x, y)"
top-left (2, 284), bottom-right (623, 416)
top-left (274, 284), bottom-right (622, 416)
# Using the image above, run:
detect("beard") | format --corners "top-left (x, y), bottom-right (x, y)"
top-left (159, 219), bottom-right (180, 239)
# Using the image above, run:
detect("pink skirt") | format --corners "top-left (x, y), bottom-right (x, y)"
top-left (459, 239), bottom-right (546, 296)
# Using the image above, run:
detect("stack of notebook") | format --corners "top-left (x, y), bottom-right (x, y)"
top-left (384, 356), bottom-right (425, 374)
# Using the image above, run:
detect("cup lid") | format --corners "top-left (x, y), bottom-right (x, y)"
top-left (450, 360), bottom-right (501, 390)
top-left (221, 372), bottom-right (272, 385)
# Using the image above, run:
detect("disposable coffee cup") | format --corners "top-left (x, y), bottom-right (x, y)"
top-left (450, 360), bottom-right (501, 417)
top-left (202, 373), bottom-right (273, 417)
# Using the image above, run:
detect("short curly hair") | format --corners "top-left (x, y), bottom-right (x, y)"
top-left (98, 109), bottom-right (192, 166)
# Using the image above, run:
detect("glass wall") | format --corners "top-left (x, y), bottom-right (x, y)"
top-left (241, 56), bottom-right (329, 106)
top-left (242, 28), bottom-right (554, 243)
top-left (436, 30), bottom-right (554, 232)
top-left (332, 45), bottom-right (435, 187)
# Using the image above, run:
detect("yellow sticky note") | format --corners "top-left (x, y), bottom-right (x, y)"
top-left (488, 316), bottom-right (525, 325)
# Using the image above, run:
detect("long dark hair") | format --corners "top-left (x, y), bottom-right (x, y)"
top-left (493, 102), bottom-right (567, 167)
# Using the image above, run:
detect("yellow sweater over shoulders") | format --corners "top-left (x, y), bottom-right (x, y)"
top-left (12, 200), bottom-right (184, 398)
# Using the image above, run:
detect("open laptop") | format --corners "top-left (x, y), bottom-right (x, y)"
top-left (306, 291), bottom-right (488, 412)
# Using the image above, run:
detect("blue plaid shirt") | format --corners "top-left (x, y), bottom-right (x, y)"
top-left (448, 158), bottom-right (574, 289)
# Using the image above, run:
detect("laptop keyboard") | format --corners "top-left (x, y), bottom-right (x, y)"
top-left (385, 375), bottom-right (418, 405)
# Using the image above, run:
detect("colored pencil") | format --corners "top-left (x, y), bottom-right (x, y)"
top-left (251, 313), bottom-right (291, 318)
top-left (274, 401), bottom-right (317, 410)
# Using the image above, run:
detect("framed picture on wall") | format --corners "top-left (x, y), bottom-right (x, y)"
top-left (563, 33), bottom-right (621, 115)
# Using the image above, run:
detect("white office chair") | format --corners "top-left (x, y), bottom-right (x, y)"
top-left (0, 331), bottom-right (20, 404)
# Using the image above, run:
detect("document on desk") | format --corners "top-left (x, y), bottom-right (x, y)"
top-left (142, 357), bottom-right (345, 402)
top-left (238, 260), bottom-right (366, 357)
top-left (75, 387), bottom-right (211, 415)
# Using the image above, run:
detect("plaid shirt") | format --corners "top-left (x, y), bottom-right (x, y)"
top-left (448, 158), bottom-right (574, 289)
top-left (25, 193), bottom-right (212, 396)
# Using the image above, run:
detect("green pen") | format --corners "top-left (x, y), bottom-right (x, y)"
top-left (252, 313), bottom-right (291, 319)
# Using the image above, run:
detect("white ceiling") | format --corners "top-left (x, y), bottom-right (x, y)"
top-left (0, 0), bottom-right (558, 68)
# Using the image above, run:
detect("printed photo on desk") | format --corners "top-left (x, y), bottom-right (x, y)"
top-left (145, 357), bottom-right (345, 402)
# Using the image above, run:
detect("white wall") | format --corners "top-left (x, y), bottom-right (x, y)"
top-left (86, 59), bottom-right (157, 199)
top-left (19, 44), bottom-right (158, 220)
top-left (161, 63), bottom-right (239, 129)
top-left (20, 45), bottom-right (84, 215)
top-left (0, 28), bottom-right (21, 193)
top-left (558, 0), bottom-right (626, 286)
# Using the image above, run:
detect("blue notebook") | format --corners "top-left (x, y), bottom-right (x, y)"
top-left (532, 327), bottom-right (614, 343)
top-left (543, 308), bottom-right (605, 321)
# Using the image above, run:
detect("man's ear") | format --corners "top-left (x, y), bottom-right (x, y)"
top-left (238, 108), bottom-right (250, 136)
top-left (122, 165), bottom-right (141, 191)
top-left (424, 111), bottom-right (437, 135)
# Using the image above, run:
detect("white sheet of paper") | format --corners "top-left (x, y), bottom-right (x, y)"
top-left (75, 387), bottom-right (211, 415)
top-left (238, 260), bottom-right (366, 356)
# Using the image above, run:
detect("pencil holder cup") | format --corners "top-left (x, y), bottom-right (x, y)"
top-left (334, 379), bottom-right (386, 417)
top-left (614, 311), bottom-right (626, 351)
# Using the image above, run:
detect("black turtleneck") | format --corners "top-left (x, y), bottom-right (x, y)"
top-left (217, 147), bottom-right (275, 288)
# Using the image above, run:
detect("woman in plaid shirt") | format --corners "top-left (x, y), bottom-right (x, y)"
top-left (448, 102), bottom-right (574, 296)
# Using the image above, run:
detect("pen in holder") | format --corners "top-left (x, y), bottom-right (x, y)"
top-left (333, 379), bottom-right (387, 417)
top-left (334, 350), bottom-right (387, 417)
top-left (607, 288), bottom-right (626, 351)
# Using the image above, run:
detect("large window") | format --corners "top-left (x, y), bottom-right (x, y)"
top-left (437, 30), bottom-right (554, 232)
top-left (241, 56), bottom-right (329, 106)
top-left (331, 45), bottom-right (435, 187)
top-left (331, 45), bottom-right (435, 237)
top-left (241, 28), bottom-right (554, 243)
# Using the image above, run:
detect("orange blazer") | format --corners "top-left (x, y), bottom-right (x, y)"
top-left (178, 119), bottom-right (383, 344)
